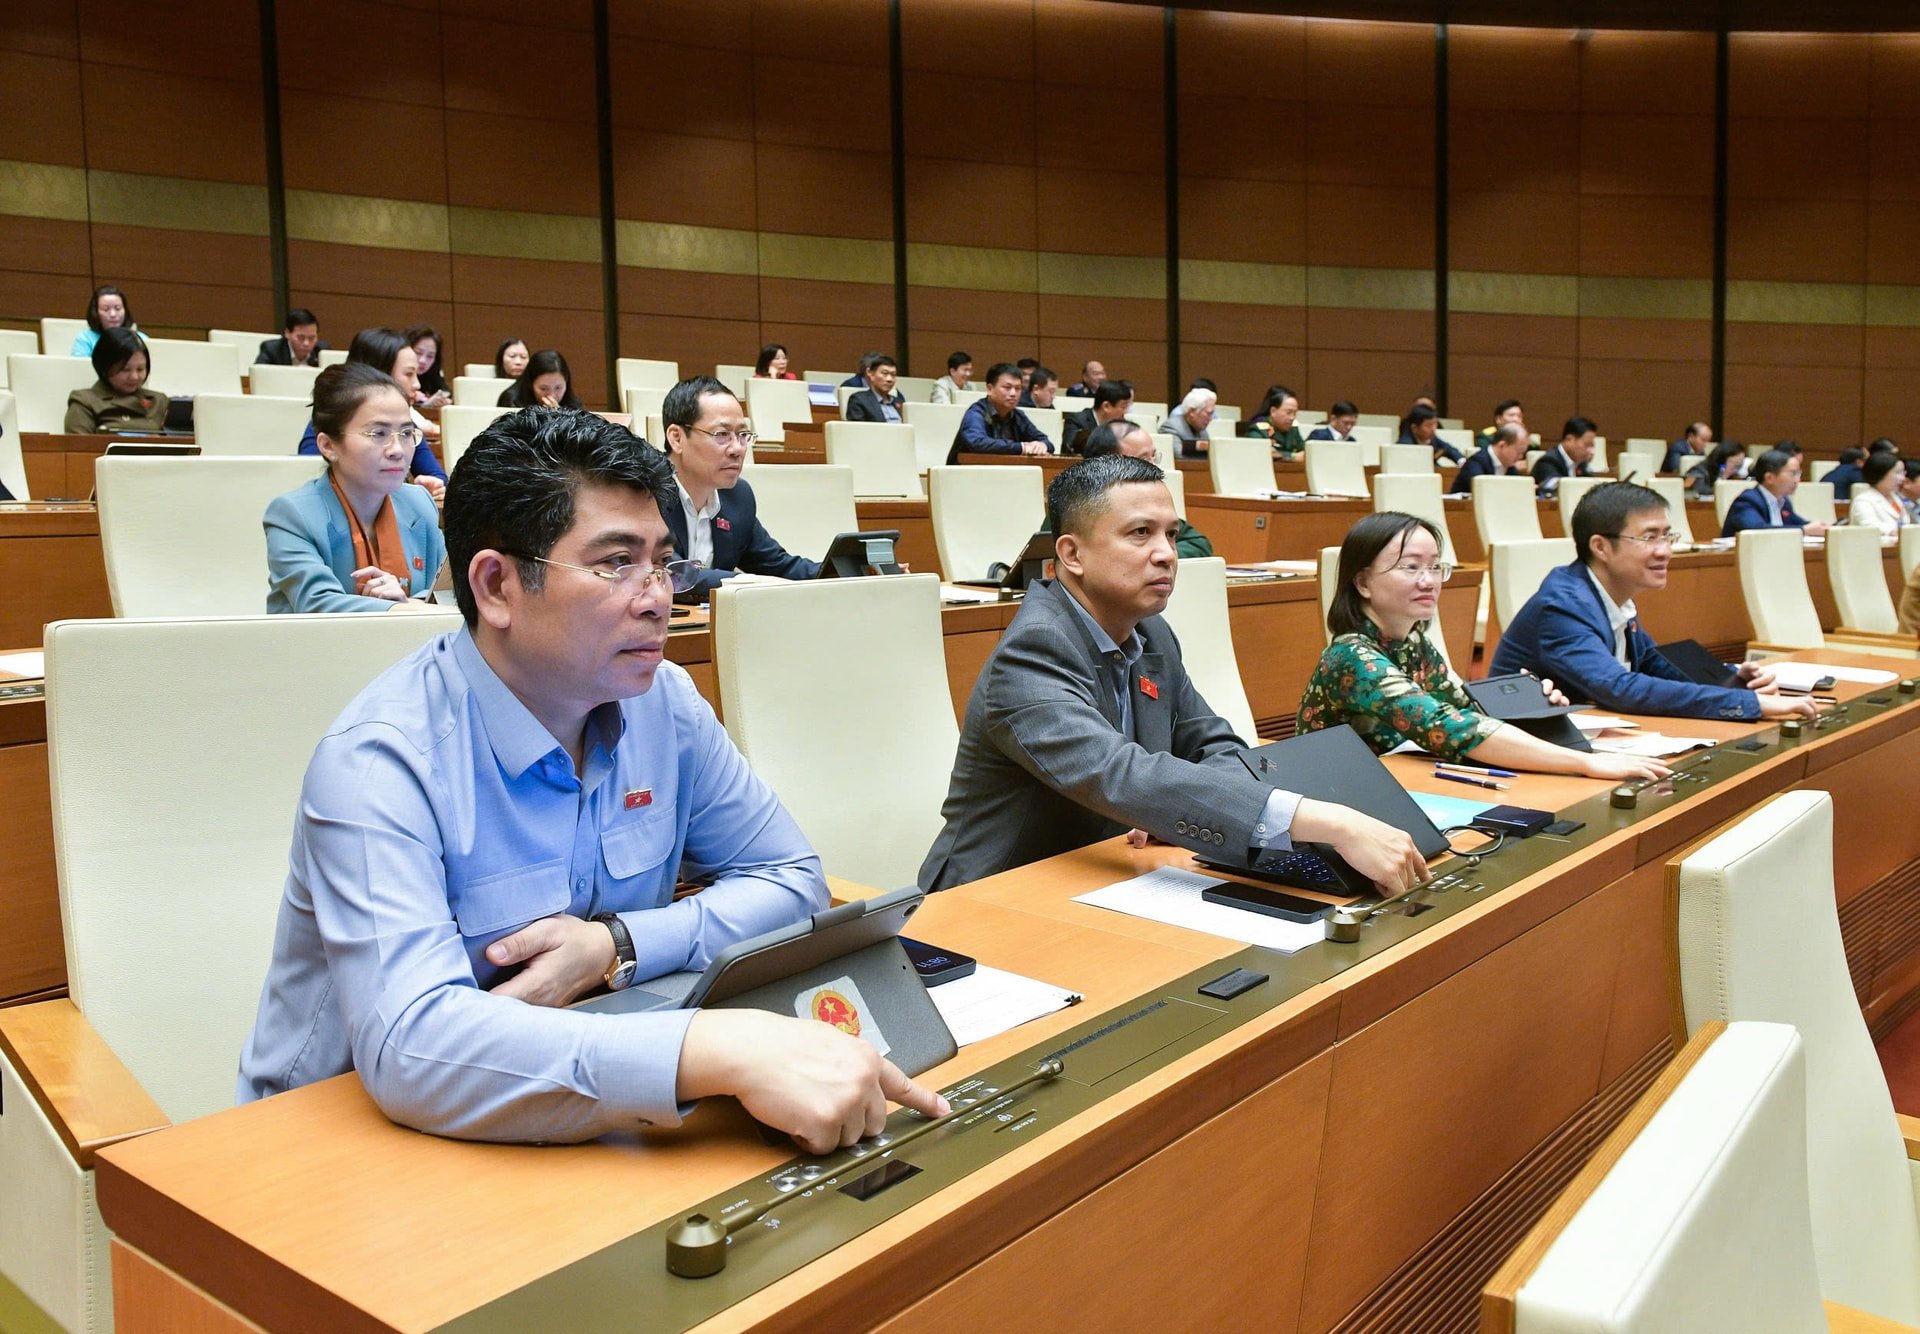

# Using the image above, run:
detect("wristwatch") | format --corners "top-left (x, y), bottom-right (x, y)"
top-left (593, 912), bottom-right (637, 992)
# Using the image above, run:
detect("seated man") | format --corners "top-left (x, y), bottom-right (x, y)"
top-left (917, 453), bottom-right (1427, 896)
top-left (1305, 400), bottom-right (1358, 442)
top-left (1398, 404), bottom-right (1463, 463)
top-left (1065, 359), bottom-right (1106, 398)
top-left (1476, 398), bottom-right (1526, 447)
top-left (840, 350), bottom-right (885, 388)
top-left (946, 362), bottom-right (1052, 462)
top-left (1448, 423), bottom-right (1530, 494)
top-left (1721, 448), bottom-right (1828, 538)
top-left (1822, 446), bottom-right (1867, 498)
top-left (239, 408), bottom-right (944, 1148)
top-left (1531, 415), bottom-right (1597, 496)
top-left (844, 353), bottom-right (906, 423)
top-left (1018, 365), bottom-right (1059, 409)
top-left (930, 350), bottom-right (972, 404)
top-left (1062, 378), bottom-right (1133, 455)
top-left (1492, 481), bottom-right (1815, 724)
top-left (256, 307), bottom-right (326, 367)
top-left (660, 376), bottom-right (821, 593)
top-left (1079, 420), bottom-right (1212, 557)
top-left (1663, 421), bottom-right (1712, 475)
top-left (1162, 386), bottom-right (1218, 458)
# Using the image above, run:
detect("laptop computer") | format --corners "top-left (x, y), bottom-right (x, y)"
top-left (1467, 673), bottom-right (1592, 751)
top-left (1196, 724), bottom-right (1450, 896)
top-left (572, 886), bottom-right (955, 1076)
top-left (1655, 639), bottom-right (1741, 689)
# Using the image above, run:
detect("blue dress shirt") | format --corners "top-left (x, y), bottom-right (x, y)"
top-left (237, 628), bottom-right (826, 1141)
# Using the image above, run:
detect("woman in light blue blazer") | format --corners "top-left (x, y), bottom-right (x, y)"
top-left (265, 363), bottom-right (447, 614)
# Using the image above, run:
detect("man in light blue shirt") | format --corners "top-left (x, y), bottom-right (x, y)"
top-left (239, 407), bottom-right (946, 1150)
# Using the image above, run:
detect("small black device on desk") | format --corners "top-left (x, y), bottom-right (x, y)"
top-left (1200, 883), bottom-right (1333, 923)
top-left (952, 530), bottom-right (1056, 593)
top-left (817, 529), bottom-right (904, 579)
top-left (900, 937), bottom-right (976, 986)
top-left (1655, 638), bottom-right (1742, 689)
top-left (1466, 674), bottom-right (1591, 751)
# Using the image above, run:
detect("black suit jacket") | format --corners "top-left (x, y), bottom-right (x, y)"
top-left (662, 477), bottom-right (821, 594)
top-left (844, 389), bottom-right (904, 423)
top-left (253, 335), bottom-right (327, 367)
top-left (1061, 406), bottom-right (1097, 455)
top-left (1530, 447), bottom-right (1589, 494)
top-left (1451, 447), bottom-right (1523, 494)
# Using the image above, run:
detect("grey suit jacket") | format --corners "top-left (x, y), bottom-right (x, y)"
top-left (917, 579), bottom-right (1277, 892)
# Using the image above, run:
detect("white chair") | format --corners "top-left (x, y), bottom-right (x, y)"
top-left (713, 575), bottom-right (958, 888)
top-left (1208, 437), bottom-right (1280, 497)
top-left (452, 375), bottom-right (514, 406)
top-left (1151, 433), bottom-right (1178, 476)
top-left (1555, 476), bottom-right (1607, 535)
top-left (624, 386), bottom-right (667, 424)
top-left (0, 328), bottom-right (39, 386)
top-left (205, 328), bottom-right (275, 374)
top-left (462, 362), bottom-right (494, 378)
top-left (1304, 441), bottom-right (1367, 496)
top-left (0, 610), bottom-right (456, 1334)
top-left (1435, 428), bottom-right (1474, 456)
top-left (803, 369), bottom-right (849, 386)
top-left (1296, 409), bottom-right (1326, 427)
top-left (0, 391), bottom-right (24, 500)
top-left (714, 364), bottom-right (754, 397)
top-left (1588, 435), bottom-right (1610, 474)
top-left (928, 465), bottom-right (1044, 581)
top-left (39, 316), bottom-right (89, 355)
top-left (1737, 527), bottom-right (1826, 649)
top-left (317, 348), bottom-right (347, 367)
top-left (614, 357), bottom-right (679, 399)
top-left (823, 421), bottom-right (923, 499)
top-left (1825, 524), bottom-right (1909, 637)
top-left (1619, 440), bottom-right (1664, 475)
top-left (137, 338), bottom-right (243, 398)
top-left (1491, 538), bottom-right (1575, 632)
top-left (1348, 424), bottom-right (1394, 446)
top-left (834, 384), bottom-right (859, 415)
top-left (1671, 790), bottom-right (1920, 1323)
top-left (1793, 480), bottom-right (1837, 527)
top-left (7, 354), bottom-right (97, 433)
top-left (248, 362), bottom-right (321, 401)
top-left (1372, 473), bottom-right (1458, 565)
top-left (1715, 478), bottom-right (1756, 526)
top-left (190, 394), bottom-right (310, 457)
top-left (95, 456), bottom-right (325, 616)
top-left (1356, 413), bottom-right (1398, 430)
top-left (901, 402), bottom-right (968, 471)
top-left (1129, 401), bottom-right (1168, 434)
top-left (1811, 459), bottom-right (1839, 482)
top-left (896, 375), bottom-right (937, 403)
top-left (1160, 557), bottom-right (1258, 743)
top-left (1645, 475), bottom-right (1689, 526)
top-left (1377, 444), bottom-right (1433, 475)
top-left (1524, 449), bottom-right (1546, 473)
top-left (1024, 406), bottom-right (1064, 448)
top-left (1213, 404), bottom-right (1241, 424)
top-left (1163, 464), bottom-right (1188, 520)
top-left (1317, 545), bottom-right (1341, 646)
top-left (1486, 1021), bottom-right (1830, 1334)
top-left (1901, 524), bottom-right (1920, 583)
top-left (1472, 475), bottom-right (1543, 550)
top-left (744, 378), bottom-right (814, 445)
top-left (440, 405), bottom-right (512, 477)
top-left (740, 465), bottom-right (857, 567)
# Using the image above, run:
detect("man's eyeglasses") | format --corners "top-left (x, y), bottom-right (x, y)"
top-left (356, 425), bottom-right (423, 449)
top-left (1386, 561), bottom-right (1454, 583)
top-left (685, 425), bottom-right (756, 450)
top-left (1610, 530), bottom-right (1682, 548)
top-left (521, 555), bottom-right (704, 596)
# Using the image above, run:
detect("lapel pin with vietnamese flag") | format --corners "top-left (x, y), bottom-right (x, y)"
top-left (624, 788), bottom-right (652, 810)
top-left (1139, 676), bottom-right (1159, 700)
top-left (715, 516), bottom-right (731, 532)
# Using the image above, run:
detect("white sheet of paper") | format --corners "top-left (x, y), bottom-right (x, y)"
top-left (1767, 661), bottom-right (1899, 690)
top-left (0, 651), bottom-right (45, 680)
top-left (1589, 733), bottom-right (1714, 757)
top-left (1569, 712), bottom-right (1638, 732)
top-left (938, 583), bottom-right (1003, 604)
top-left (1073, 866), bottom-right (1327, 953)
top-left (928, 965), bottom-right (1081, 1048)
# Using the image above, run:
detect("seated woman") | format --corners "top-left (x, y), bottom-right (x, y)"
top-left (266, 363), bottom-right (446, 614)
top-left (71, 285), bottom-right (136, 358)
top-left (403, 324), bottom-right (451, 408)
top-left (754, 342), bottom-right (798, 380)
top-left (1297, 512), bottom-right (1667, 781)
top-left (1163, 386), bottom-right (1217, 458)
top-left (497, 349), bottom-right (583, 410)
top-left (297, 327), bottom-right (446, 500)
top-left (1398, 403), bottom-right (1464, 462)
top-left (64, 328), bottom-right (168, 433)
top-left (1849, 451), bottom-right (1907, 536)
top-left (1685, 439), bottom-right (1748, 499)
top-left (494, 336), bottom-right (529, 380)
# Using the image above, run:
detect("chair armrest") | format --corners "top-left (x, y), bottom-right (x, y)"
top-left (0, 999), bottom-right (169, 1169)
top-left (1898, 1111), bottom-right (1920, 1161)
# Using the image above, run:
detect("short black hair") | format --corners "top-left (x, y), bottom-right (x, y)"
top-left (1080, 419), bottom-right (1148, 460)
top-left (1684, 421), bottom-right (1709, 440)
top-left (1774, 438), bottom-right (1804, 457)
top-left (1329, 400), bottom-right (1357, 418)
top-left (863, 354), bottom-right (896, 375)
top-left (1839, 446), bottom-right (1866, 465)
top-left (1902, 457), bottom-right (1920, 482)
top-left (1405, 404), bottom-right (1438, 427)
top-left (90, 327), bottom-right (148, 381)
top-left (84, 284), bottom-right (131, 333)
top-left (659, 374), bottom-right (739, 451)
top-left (946, 350), bottom-right (971, 372)
top-left (1752, 448), bottom-right (1794, 482)
top-left (1868, 438), bottom-right (1898, 455)
top-left (1047, 453), bottom-right (1164, 539)
top-left (311, 362), bottom-right (405, 441)
top-left (1031, 365), bottom-right (1057, 386)
top-left (1092, 378), bottom-right (1134, 410)
top-left (346, 326), bottom-right (408, 375)
top-left (1863, 452), bottom-right (1904, 487)
top-left (1562, 416), bottom-right (1597, 440)
top-left (983, 361), bottom-right (1022, 387)
top-left (284, 307), bottom-right (317, 330)
top-left (501, 349), bottom-right (583, 410)
top-left (1328, 512), bottom-right (1443, 637)
top-left (443, 408), bottom-right (677, 628)
top-left (1494, 398), bottom-right (1523, 417)
top-left (1571, 481), bottom-right (1669, 565)
top-left (1016, 357), bottom-right (1040, 372)
top-left (1190, 377), bottom-right (1217, 393)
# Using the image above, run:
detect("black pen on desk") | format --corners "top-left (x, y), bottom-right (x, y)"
top-left (1434, 769), bottom-right (1509, 791)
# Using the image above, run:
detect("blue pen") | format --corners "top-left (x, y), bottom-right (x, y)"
top-left (1434, 769), bottom-right (1509, 791)
top-left (1434, 761), bottom-right (1519, 780)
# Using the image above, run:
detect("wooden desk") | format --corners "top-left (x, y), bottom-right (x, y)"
top-left (92, 648), bottom-right (1920, 1334)
top-left (954, 452), bottom-right (1219, 496)
top-left (1182, 495), bottom-right (1372, 563)
top-left (0, 504), bottom-right (111, 646)
top-left (0, 652), bottom-right (57, 1006)
top-left (19, 433), bottom-right (184, 500)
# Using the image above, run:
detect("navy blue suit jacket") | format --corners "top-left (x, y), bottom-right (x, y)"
top-left (1489, 562), bottom-right (1761, 721)
top-left (1720, 486), bottom-right (1807, 538)
top-left (1399, 430), bottom-right (1464, 463)
top-left (663, 477), bottom-right (820, 594)
top-left (1449, 446), bottom-right (1523, 494)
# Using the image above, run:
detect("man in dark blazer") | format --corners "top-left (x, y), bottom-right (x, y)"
top-left (1721, 448), bottom-right (1829, 538)
top-left (1060, 378), bottom-right (1133, 454)
top-left (254, 307), bottom-right (326, 366)
top-left (1491, 482), bottom-right (1813, 723)
top-left (945, 362), bottom-right (1052, 463)
top-left (1448, 424), bottom-right (1530, 495)
top-left (660, 375), bottom-right (820, 595)
top-left (843, 354), bottom-right (906, 423)
top-left (917, 453), bottom-right (1427, 895)
top-left (1530, 416), bottom-right (1597, 496)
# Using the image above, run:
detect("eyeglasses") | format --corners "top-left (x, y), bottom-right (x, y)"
top-left (1386, 561), bottom-right (1454, 583)
top-left (1610, 530), bottom-right (1682, 548)
top-left (521, 555), bottom-right (704, 597)
top-left (685, 425), bottom-right (756, 450)
top-left (356, 425), bottom-right (423, 449)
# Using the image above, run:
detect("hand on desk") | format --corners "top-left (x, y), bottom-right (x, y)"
top-left (1736, 661), bottom-right (1777, 692)
top-left (678, 1010), bottom-right (951, 1156)
top-left (1759, 693), bottom-right (1819, 719)
top-left (485, 914), bottom-right (617, 1008)
top-left (1578, 753), bottom-right (1672, 783)
top-left (1292, 798), bottom-right (1428, 896)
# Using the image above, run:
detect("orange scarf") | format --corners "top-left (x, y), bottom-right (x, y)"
top-left (328, 474), bottom-right (411, 595)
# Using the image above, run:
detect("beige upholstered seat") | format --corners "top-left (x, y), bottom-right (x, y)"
top-left (713, 574), bottom-right (958, 888)
top-left (1151, 433), bottom-right (1178, 476)
top-left (1213, 403), bottom-right (1241, 424)
top-left (317, 348), bottom-right (347, 367)
top-left (137, 338), bottom-right (243, 398)
top-left (1901, 524), bottom-right (1920, 583)
top-left (1160, 557), bottom-right (1258, 743)
top-left (190, 394), bottom-right (311, 457)
top-left (1487, 1021), bottom-right (1829, 1334)
top-left (714, 363), bottom-right (753, 396)
top-left (247, 362), bottom-right (321, 400)
top-left (895, 374), bottom-right (937, 403)
top-left (901, 402), bottom-right (966, 472)
top-left (803, 369), bottom-right (849, 385)
top-left (1472, 475), bottom-right (1543, 550)
top-left (1810, 459), bottom-right (1838, 482)
top-left (461, 362), bottom-right (493, 378)
top-left (0, 327), bottom-right (38, 386)
top-left (1208, 437), bottom-right (1280, 497)
top-left (8, 354), bottom-right (97, 432)
top-left (1645, 475), bottom-right (1688, 523)
top-left (0, 611), bottom-right (455, 1334)
top-left (1670, 790), bottom-right (1920, 1323)
top-left (929, 465), bottom-right (1044, 581)
top-left (95, 456), bottom-right (325, 616)
top-left (1305, 440), bottom-right (1367, 496)
top-left (824, 421), bottom-right (923, 499)
top-left (1825, 523), bottom-right (1905, 636)
top-left (1372, 472), bottom-right (1459, 564)
top-left (39, 316), bottom-right (88, 355)
top-left (1715, 478), bottom-right (1756, 526)
top-left (0, 391), bottom-right (24, 500)
top-left (1317, 545), bottom-right (1341, 646)
top-left (624, 386), bottom-right (667, 424)
top-left (1024, 406), bottom-right (1064, 447)
top-left (1555, 475), bottom-right (1606, 535)
top-left (1348, 424), bottom-right (1393, 446)
top-left (1737, 528), bottom-right (1828, 648)
top-left (1162, 464), bottom-right (1187, 519)
top-left (1491, 537), bottom-right (1574, 632)
top-left (1377, 443), bottom-right (1433, 475)
top-left (440, 405), bottom-right (512, 477)
top-left (1128, 401), bottom-right (1167, 434)
top-left (740, 465), bottom-right (857, 568)
top-left (1792, 480), bottom-right (1837, 527)
top-left (205, 329), bottom-right (275, 377)
top-left (1435, 427), bottom-right (1474, 456)
top-left (614, 357), bottom-right (679, 398)
top-left (452, 375), bottom-right (515, 407)
top-left (744, 378), bottom-right (815, 445)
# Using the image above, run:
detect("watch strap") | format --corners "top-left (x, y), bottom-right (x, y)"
top-left (593, 912), bottom-right (637, 991)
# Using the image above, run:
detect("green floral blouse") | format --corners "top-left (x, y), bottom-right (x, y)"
top-left (1296, 621), bottom-right (1500, 760)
